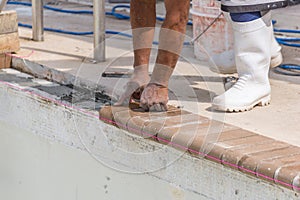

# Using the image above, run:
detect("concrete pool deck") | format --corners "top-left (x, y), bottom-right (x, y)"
top-left (1, 65), bottom-right (300, 200)
top-left (1, 1), bottom-right (300, 199)
top-left (8, 1), bottom-right (300, 146)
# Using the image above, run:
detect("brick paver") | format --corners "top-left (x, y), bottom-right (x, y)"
top-left (99, 105), bottom-right (300, 192)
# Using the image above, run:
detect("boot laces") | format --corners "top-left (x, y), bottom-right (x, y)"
top-left (232, 75), bottom-right (250, 90)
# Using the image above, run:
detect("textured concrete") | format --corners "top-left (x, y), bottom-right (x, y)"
top-left (0, 121), bottom-right (206, 200)
top-left (1, 68), bottom-right (300, 200)
top-left (2, 1), bottom-right (300, 199)
top-left (5, 2), bottom-right (300, 148)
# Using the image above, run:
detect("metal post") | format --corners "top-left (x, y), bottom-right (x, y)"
top-left (32, 0), bottom-right (44, 41)
top-left (0, 0), bottom-right (8, 13)
top-left (93, 0), bottom-right (106, 62)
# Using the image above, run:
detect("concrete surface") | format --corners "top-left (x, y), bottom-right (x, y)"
top-left (5, 1), bottom-right (300, 148)
top-left (0, 10), bottom-right (20, 54)
top-left (0, 120), bottom-right (204, 200)
top-left (1, 68), bottom-right (299, 200)
top-left (0, 1), bottom-right (300, 199)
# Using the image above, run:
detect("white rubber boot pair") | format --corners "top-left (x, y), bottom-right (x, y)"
top-left (210, 12), bottom-right (283, 74)
top-left (212, 12), bottom-right (274, 112)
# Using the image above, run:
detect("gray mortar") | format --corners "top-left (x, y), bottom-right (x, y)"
top-left (0, 69), bottom-right (111, 111)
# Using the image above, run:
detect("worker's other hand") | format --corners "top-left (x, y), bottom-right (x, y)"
top-left (114, 65), bottom-right (150, 106)
top-left (140, 83), bottom-right (169, 112)
top-left (114, 81), bottom-right (147, 106)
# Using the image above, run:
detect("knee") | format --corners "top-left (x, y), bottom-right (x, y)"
top-left (162, 10), bottom-right (189, 31)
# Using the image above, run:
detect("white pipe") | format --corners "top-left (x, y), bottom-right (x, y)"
top-left (32, 0), bottom-right (44, 41)
top-left (0, 0), bottom-right (8, 12)
top-left (93, 0), bottom-right (106, 62)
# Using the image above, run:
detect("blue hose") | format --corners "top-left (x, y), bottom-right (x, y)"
top-left (276, 39), bottom-right (300, 48)
top-left (277, 36), bottom-right (300, 71)
top-left (272, 21), bottom-right (300, 72)
top-left (17, 23), bottom-right (190, 45)
top-left (110, 4), bottom-right (130, 19)
top-left (7, 1), bottom-right (193, 24)
top-left (7, 1), bottom-right (191, 45)
top-left (7, 0), bottom-right (299, 65)
top-left (274, 28), bottom-right (300, 34)
top-left (18, 22), bottom-right (93, 35)
top-left (275, 28), bottom-right (300, 48)
top-left (272, 20), bottom-right (300, 48)
top-left (18, 22), bottom-right (133, 37)
top-left (7, 0), bottom-right (297, 44)
top-left (279, 64), bottom-right (300, 71)
top-left (44, 4), bottom-right (93, 14)
top-left (6, 1), bottom-right (31, 7)
top-left (8, 1), bottom-right (190, 45)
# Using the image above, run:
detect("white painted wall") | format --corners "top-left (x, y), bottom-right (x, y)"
top-left (0, 121), bottom-right (202, 200)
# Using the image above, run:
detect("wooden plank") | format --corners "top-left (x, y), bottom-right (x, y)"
top-left (0, 32), bottom-right (20, 54)
top-left (0, 10), bottom-right (18, 34)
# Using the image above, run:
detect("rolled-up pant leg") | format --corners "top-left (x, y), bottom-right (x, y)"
top-left (230, 12), bottom-right (261, 22)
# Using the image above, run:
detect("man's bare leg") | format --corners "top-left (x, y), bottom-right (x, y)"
top-left (115, 0), bottom-right (156, 105)
top-left (140, 0), bottom-right (190, 111)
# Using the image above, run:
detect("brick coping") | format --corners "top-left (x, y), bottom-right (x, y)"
top-left (99, 104), bottom-right (300, 192)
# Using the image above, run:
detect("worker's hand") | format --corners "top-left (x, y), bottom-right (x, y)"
top-left (114, 65), bottom-right (150, 106)
top-left (114, 81), bottom-right (146, 106)
top-left (140, 83), bottom-right (169, 112)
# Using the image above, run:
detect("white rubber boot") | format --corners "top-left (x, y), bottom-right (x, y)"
top-left (210, 12), bottom-right (282, 74)
top-left (270, 22), bottom-right (283, 68)
top-left (212, 12), bottom-right (272, 112)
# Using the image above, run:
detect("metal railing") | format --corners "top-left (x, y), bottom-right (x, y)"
top-left (93, 0), bottom-right (105, 62)
top-left (31, 0), bottom-right (106, 61)
top-left (0, 0), bottom-right (9, 12)
top-left (32, 0), bottom-right (43, 41)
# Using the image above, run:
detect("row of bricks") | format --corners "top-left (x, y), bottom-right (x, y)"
top-left (99, 104), bottom-right (300, 192)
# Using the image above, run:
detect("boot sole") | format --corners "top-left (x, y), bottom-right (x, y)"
top-left (213, 95), bottom-right (271, 113)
